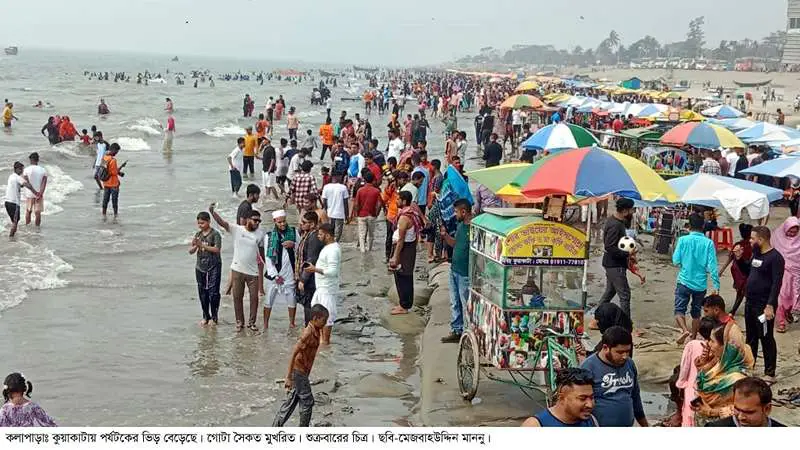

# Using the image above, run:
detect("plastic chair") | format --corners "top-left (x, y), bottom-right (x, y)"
top-left (708, 227), bottom-right (734, 251)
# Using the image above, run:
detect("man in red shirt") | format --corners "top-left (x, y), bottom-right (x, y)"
top-left (612, 115), bottom-right (624, 134)
top-left (352, 171), bottom-right (383, 253)
top-left (365, 152), bottom-right (382, 186)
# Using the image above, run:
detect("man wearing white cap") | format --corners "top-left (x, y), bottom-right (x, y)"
top-left (264, 209), bottom-right (298, 329)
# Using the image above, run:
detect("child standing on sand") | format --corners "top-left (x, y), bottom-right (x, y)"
top-left (272, 304), bottom-right (329, 427)
top-left (0, 373), bottom-right (56, 427)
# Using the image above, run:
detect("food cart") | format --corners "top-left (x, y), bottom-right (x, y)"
top-left (457, 209), bottom-right (587, 403)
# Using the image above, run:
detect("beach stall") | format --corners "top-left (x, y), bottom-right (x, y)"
top-left (641, 145), bottom-right (693, 178)
top-left (457, 209), bottom-right (587, 402)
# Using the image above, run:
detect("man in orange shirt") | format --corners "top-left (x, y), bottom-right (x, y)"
top-left (101, 143), bottom-right (126, 222)
top-left (318, 118), bottom-right (334, 160)
top-left (243, 127), bottom-right (258, 179)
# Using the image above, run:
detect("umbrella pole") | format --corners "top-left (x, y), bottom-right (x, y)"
top-left (581, 212), bottom-right (591, 310)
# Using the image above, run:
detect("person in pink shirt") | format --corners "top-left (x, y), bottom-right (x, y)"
top-left (666, 316), bottom-right (718, 427)
top-left (163, 115), bottom-right (175, 152)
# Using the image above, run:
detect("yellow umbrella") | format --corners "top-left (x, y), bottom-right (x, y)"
top-left (514, 80), bottom-right (540, 92)
top-left (500, 94), bottom-right (544, 110)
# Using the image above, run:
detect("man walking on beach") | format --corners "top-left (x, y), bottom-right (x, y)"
top-left (599, 198), bottom-right (635, 318)
top-left (441, 199), bottom-right (472, 343)
top-left (351, 171), bottom-right (382, 253)
top-left (321, 174), bottom-right (349, 242)
top-left (242, 127), bottom-right (257, 180)
top-left (4, 162), bottom-right (39, 238)
top-left (228, 137), bottom-right (245, 196)
top-left (743, 226), bottom-right (783, 383)
top-left (306, 223), bottom-right (340, 345)
top-left (209, 202), bottom-right (265, 333)
top-left (22, 152), bottom-right (47, 228)
top-left (273, 304), bottom-right (329, 427)
top-left (296, 211), bottom-right (325, 326)
top-left (672, 213), bottom-right (720, 344)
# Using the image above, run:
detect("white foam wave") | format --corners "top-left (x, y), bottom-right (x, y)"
top-left (128, 118), bottom-right (162, 136)
top-left (298, 110), bottom-right (322, 118)
top-left (113, 137), bottom-right (151, 152)
top-left (0, 241), bottom-right (73, 315)
top-left (39, 165), bottom-right (83, 215)
top-left (126, 203), bottom-right (157, 209)
top-left (50, 142), bottom-right (82, 158)
top-left (201, 124), bottom-right (245, 138)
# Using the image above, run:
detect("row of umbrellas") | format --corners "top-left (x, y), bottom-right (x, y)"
top-left (469, 146), bottom-right (784, 221)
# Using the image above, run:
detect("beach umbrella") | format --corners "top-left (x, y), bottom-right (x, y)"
top-left (701, 104), bottom-right (744, 119)
top-left (710, 117), bottom-right (756, 132)
top-left (736, 122), bottom-right (787, 141)
top-left (660, 122), bottom-right (744, 149)
top-left (739, 156), bottom-right (800, 178)
top-left (515, 145), bottom-right (679, 202)
top-left (667, 173), bottom-right (782, 220)
top-left (634, 104), bottom-right (663, 118)
top-left (514, 80), bottom-right (540, 92)
top-left (521, 123), bottom-right (600, 152)
top-left (467, 163), bottom-right (532, 193)
top-left (500, 94), bottom-right (544, 110)
top-left (747, 129), bottom-right (800, 144)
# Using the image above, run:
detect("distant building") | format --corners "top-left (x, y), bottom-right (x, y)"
top-left (783, 0), bottom-right (800, 66)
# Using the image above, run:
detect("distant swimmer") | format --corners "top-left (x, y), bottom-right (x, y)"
top-left (32, 101), bottom-right (43, 108)
top-left (165, 97), bottom-right (174, 113)
top-left (97, 99), bottom-right (110, 115)
top-left (2, 103), bottom-right (18, 128)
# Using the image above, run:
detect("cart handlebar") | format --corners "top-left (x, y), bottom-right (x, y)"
top-left (537, 327), bottom-right (586, 340)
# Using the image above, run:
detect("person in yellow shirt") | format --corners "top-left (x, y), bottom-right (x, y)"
top-left (243, 126), bottom-right (258, 179)
top-left (3, 102), bottom-right (17, 128)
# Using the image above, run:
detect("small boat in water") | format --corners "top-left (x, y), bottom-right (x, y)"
top-left (171, 56), bottom-right (179, 62)
top-left (4, 46), bottom-right (18, 56)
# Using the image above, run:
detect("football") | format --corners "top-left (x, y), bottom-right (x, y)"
top-left (618, 236), bottom-right (637, 253)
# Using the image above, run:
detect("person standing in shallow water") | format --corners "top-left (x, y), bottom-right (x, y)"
top-left (0, 373), bottom-right (56, 427)
top-left (189, 211), bottom-right (222, 327)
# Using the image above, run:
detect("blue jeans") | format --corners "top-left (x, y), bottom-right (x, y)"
top-left (674, 283), bottom-right (706, 318)
top-left (449, 271), bottom-right (470, 334)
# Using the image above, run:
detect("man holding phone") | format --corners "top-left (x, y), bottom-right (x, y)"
top-left (101, 143), bottom-right (126, 222)
top-left (744, 226), bottom-right (784, 383)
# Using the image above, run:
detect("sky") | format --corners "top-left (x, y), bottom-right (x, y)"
top-left (0, 0), bottom-right (788, 66)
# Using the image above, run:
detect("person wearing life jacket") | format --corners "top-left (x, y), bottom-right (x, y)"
top-left (58, 116), bottom-right (78, 141)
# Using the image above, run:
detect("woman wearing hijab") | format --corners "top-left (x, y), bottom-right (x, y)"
top-left (718, 224), bottom-right (753, 316)
top-left (772, 216), bottom-right (800, 333)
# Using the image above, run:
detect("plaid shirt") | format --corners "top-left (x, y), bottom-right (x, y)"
top-left (287, 172), bottom-right (318, 211)
top-left (699, 158), bottom-right (722, 176)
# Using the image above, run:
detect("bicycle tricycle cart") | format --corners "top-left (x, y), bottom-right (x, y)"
top-left (457, 209), bottom-right (588, 404)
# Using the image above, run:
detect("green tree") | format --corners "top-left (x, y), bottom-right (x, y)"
top-left (685, 16), bottom-right (705, 58)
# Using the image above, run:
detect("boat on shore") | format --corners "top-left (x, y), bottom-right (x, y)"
top-left (4, 46), bottom-right (18, 56)
top-left (733, 79), bottom-right (772, 88)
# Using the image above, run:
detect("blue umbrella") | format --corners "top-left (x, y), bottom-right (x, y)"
top-left (740, 156), bottom-right (800, 178)
top-left (708, 117), bottom-right (756, 132)
top-left (667, 173), bottom-right (784, 208)
top-left (701, 104), bottom-right (744, 119)
top-left (736, 122), bottom-right (791, 141)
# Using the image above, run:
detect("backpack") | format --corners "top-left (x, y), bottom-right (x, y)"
top-left (96, 158), bottom-right (112, 182)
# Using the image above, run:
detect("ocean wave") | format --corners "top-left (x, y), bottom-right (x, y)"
top-left (297, 110), bottom-right (322, 118)
top-left (201, 124), bottom-right (245, 138)
top-left (0, 241), bottom-right (73, 315)
top-left (113, 137), bottom-right (151, 152)
top-left (39, 165), bottom-right (83, 215)
top-left (50, 142), bottom-right (82, 158)
top-left (127, 118), bottom-right (162, 136)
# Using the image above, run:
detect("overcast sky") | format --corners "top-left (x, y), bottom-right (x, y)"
top-left (0, 0), bottom-right (787, 65)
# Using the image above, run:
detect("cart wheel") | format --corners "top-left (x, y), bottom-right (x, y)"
top-left (457, 331), bottom-right (480, 401)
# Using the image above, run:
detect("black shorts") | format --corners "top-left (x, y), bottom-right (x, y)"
top-left (5, 201), bottom-right (20, 223)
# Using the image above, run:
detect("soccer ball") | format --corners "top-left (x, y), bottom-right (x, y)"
top-left (618, 236), bottom-right (637, 253)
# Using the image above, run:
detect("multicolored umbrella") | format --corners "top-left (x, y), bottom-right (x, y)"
top-left (521, 123), bottom-right (600, 152)
top-left (500, 94), bottom-right (544, 110)
top-left (515, 145), bottom-right (679, 202)
top-left (660, 122), bottom-right (744, 149)
top-left (514, 80), bottom-right (540, 92)
top-left (467, 163), bottom-right (532, 193)
top-left (701, 104), bottom-right (744, 119)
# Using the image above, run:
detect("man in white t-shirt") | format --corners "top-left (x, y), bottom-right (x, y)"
top-left (387, 129), bottom-right (404, 161)
top-left (209, 202), bottom-right (265, 332)
top-left (22, 152), bottom-right (47, 227)
top-left (5, 161), bottom-right (39, 237)
top-left (321, 173), bottom-right (349, 242)
top-left (93, 132), bottom-right (108, 189)
top-left (228, 137), bottom-right (245, 196)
